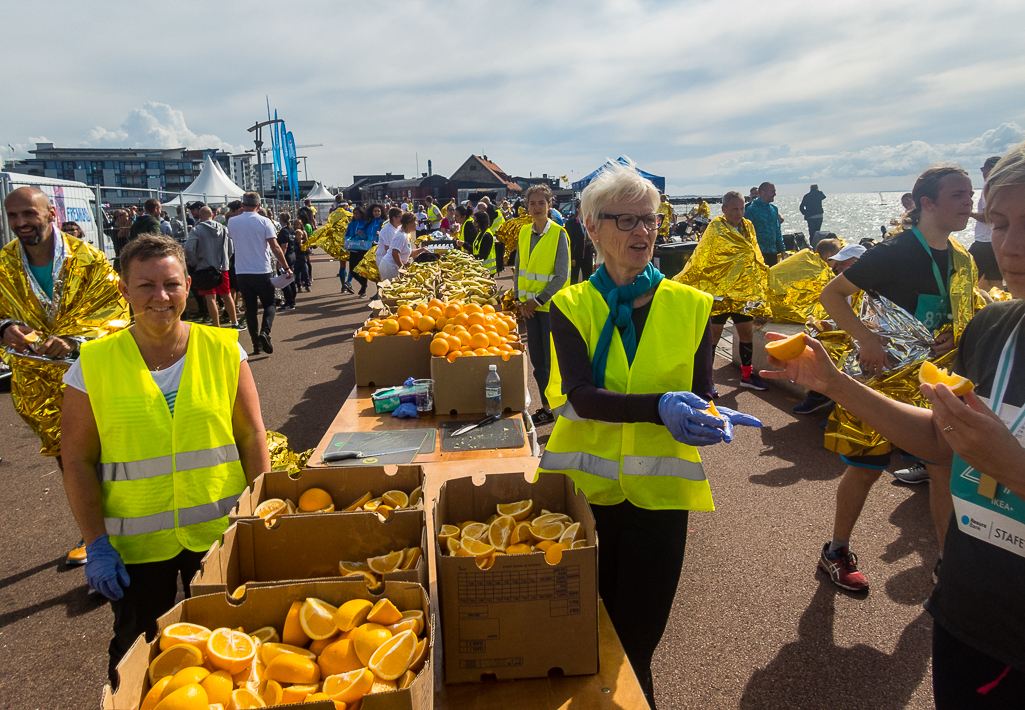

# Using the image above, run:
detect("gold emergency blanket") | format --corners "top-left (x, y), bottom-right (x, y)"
top-left (354, 248), bottom-right (381, 282)
top-left (495, 215), bottom-right (531, 253)
top-left (657, 201), bottom-right (674, 239)
top-left (767, 249), bottom-right (833, 323)
top-left (0, 233), bottom-right (129, 456)
top-left (823, 239), bottom-right (981, 457)
top-left (696, 200), bottom-right (711, 219)
top-left (307, 208), bottom-right (351, 262)
top-left (267, 430), bottom-right (314, 474)
top-left (673, 215), bottom-right (770, 318)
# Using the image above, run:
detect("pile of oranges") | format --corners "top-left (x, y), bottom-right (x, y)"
top-left (140, 595), bottom-right (428, 709)
top-left (355, 300), bottom-right (522, 363)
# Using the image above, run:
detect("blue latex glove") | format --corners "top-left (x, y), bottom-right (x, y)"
top-left (712, 404), bottom-right (763, 443)
top-left (403, 377), bottom-right (417, 387)
top-left (85, 535), bottom-right (130, 601)
top-left (392, 402), bottom-right (419, 418)
top-left (658, 391), bottom-right (762, 446)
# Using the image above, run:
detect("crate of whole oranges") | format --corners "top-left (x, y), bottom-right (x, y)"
top-left (433, 471), bottom-right (598, 683)
top-left (231, 465), bottom-right (425, 524)
top-left (102, 579), bottom-right (432, 710)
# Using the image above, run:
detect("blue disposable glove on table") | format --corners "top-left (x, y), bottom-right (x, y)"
top-left (392, 402), bottom-right (419, 418)
top-left (658, 391), bottom-right (762, 446)
top-left (85, 535), bottom-right (130, 601)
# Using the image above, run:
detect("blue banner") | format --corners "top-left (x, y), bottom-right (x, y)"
top-left (284, 131), bottom-right (298, 201)
top-left (273, 111), bottom-right (284, 196)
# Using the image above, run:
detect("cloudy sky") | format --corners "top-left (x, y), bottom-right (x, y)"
top-left (3, 0), bottom-right (1023, 195)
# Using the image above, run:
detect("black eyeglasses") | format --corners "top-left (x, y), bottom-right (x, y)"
top-left (598, 212), bottom-right (663, 231)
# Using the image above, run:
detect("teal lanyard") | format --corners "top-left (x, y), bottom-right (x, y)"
top-left (989, 321), bottom-right (1025, 436)
top-left (910, 227), bottom-right (951, 298)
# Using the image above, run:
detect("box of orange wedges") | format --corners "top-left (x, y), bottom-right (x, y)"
top-left (191, 509), bottom-right (428, 598)
top-left (434, 471), bottom-right (598, 683)
top-left (353, 315), bottom-right (433, 388)
top-left (101, 579), bottom-right (433, 710)
top-left (231, 465), bottom-right (426, 523)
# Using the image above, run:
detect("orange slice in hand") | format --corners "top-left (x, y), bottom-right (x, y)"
top-left (919, 361), bottom-right (974, 396)
top-left (764, 332), bottom-right (809, 360)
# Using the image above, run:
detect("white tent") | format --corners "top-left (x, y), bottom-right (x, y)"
top-left (305, 181), bottom-right (334, 202)
top-left (162, 155), bottom-right (244, 208)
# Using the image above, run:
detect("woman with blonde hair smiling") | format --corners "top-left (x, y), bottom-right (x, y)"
top-left (537, 160), bottom-right (762, 706)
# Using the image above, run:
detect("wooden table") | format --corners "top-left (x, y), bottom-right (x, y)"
top-left (308, 386), bottom-right (537, 467)
top-left (309, 393), bottom-right (650, 709)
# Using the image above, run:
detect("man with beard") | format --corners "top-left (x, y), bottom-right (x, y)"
top-left (0, 187), bottom-right (129, 567)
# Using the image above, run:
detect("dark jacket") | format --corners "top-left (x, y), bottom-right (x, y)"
top-left (129, 215), bottom-right (162, 240)
top-left (799, 189), bottom-right (827, 218)
top-left (566, 216), bottom-right (593, 262)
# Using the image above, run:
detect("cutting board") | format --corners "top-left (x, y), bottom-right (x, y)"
top-left (322, 430), bottom-right (436, 466)
top-left (440, 418), bottom-right (525, 452)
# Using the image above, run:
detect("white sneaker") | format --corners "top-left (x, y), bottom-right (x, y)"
top-left (892, 462), bottom-right (930, 484)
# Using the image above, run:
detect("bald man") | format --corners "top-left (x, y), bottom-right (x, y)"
top-left (1, 187), bottom-right (129, 565)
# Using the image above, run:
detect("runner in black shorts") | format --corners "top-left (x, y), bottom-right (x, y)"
top-left (815, 166), bottom-right (978, 591)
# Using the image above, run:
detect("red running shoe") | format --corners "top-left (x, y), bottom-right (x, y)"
top-left (818, 543), bottom-right (868, 591)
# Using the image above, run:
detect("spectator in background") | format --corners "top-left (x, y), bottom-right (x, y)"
top-left (292, 219), bottom-right (311, 293)
top-left (425, 195), bottom-right (442, 231)
top-left (229, 192), bottom-right (292, 355)
top-left (113, 209), bottom-right (131, 259)
top-left (745, 182), bottom-right (785, 266)
top-left (170, 207), bottom-right (187, 244)
top-left (969, 155), bottom-right (1004, 289)
top-left (746, 187), bottom-right (758, 205)
top-left (276, 212), bottom-right (298, 310)
top-left (129, 199), bottom-right (163, 241)
top-left (298, 212), bottom-right (314, 291)
top-left (340, 207), bottom-right (365, 293)
top-left (566, 200), bottom-right (594, 284)
top-left (159, 211), bottom-right (172, 237)
top-left (184, 206), bottom-right (240, 329)
top-left (187, 201), bottom-right (204, 229)
top-left (346, 203), bottom-right (383, 297)
top-left (62, 221), bottom-right (84, 239)
top-left (225, 201), bottom-right (244, 313)
top-left (330, 194), bottom-right (345, 213)
top-left (415, 204), bottom-right (429, 236)
top-left (214, 207), bottom-right (228, 225)
top-left (800, 184), bottom-right (827, 243)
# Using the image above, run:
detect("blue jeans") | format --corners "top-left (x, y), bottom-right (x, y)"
top-left (524, 310), bottom-right (551, 409)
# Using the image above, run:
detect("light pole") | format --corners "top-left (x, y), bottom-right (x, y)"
top-left (246, 119), bottom-right (283, 198)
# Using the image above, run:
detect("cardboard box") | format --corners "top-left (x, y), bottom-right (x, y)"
top-left (231, 465), bottom-right (426, 523)
top-left (192, 510), bottom-right (428, 597)
top-left (431, 352), bottom-right (527, 415)
top-left (434, 472), bottom-right (598, 683)
top-left (353, 329), bottom-right (433, 387)
top-left (102, 579), bottom-right (434, 710)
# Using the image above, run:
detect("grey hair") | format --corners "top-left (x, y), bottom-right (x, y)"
top-left (580, 158), bottom-right (659, 263)
top-left (722, 190), bottom-right (744, 206)
top-left (242, 191), bottom-right (261, 207)
top-left (984, 142), bottom-right (1025, 219)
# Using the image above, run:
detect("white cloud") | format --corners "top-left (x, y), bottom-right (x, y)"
top-left (80, 102), bottom-right (244, 153)
top-left (713, 122), bottom-right (1024, 182)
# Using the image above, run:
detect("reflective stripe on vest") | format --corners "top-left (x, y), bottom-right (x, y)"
top-left (99, 443), bottom-right (239, 482)
top-left (538, 280), bottom-right (715, 510)
top-left (80, 325), bottom-right (247, 564)
top-left (516, 221), bottom-right (568, 313)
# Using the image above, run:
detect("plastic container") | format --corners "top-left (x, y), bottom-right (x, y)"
top-left (485, 364), bottom-right (502, 416)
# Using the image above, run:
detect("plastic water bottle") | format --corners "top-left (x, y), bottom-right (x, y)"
top-left (485, 365), bottom-right (502, 416)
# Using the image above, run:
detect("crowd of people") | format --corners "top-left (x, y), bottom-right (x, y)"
top-left (2, 139), bottom-right (1023, 708)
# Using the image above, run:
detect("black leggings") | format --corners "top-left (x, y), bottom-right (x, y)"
top-left (348, 249), bottom-right (368, 293)
top-left (591, 501), bottom-right (689, 708)
top-left (933, 622), bottom-right (1024, 709)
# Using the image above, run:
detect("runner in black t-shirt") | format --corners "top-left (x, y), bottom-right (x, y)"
top-left (762, 143), bottom-right (1025, 704)
top-left (814, 166), bottom-right (975, 591)
top-left (276, 212), bottom-right (298, 310)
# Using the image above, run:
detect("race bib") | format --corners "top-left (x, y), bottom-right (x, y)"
top-left (914, 293), bottom-right (951, 331)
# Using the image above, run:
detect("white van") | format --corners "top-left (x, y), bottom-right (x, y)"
top-left (1, 172), bottom-right (110, 258)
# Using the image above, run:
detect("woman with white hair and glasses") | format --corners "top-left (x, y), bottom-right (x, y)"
top-left (764, 142), bottom-right (1025, 707)
top-left (537, 160), bottom-right (762, 707)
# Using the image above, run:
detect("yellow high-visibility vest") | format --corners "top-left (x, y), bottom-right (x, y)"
top-left (539, 280), bottom-right (714, 510)
top-left (473, 228), bottom-right (497, 275)
top-left (79, 325), bottom-right (247, 564)
top-left (516, 221), bottom-right (568, 313)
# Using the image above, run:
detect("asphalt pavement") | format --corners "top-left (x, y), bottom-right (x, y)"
top-left (0, 257), bottom-right (938, 709)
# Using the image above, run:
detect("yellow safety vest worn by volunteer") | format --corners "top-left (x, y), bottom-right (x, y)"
top-left (539, 280), bottom-right (715, 511)
top-left (427, 204), bottom-right (442, 227)
top-left (473, 228), bottom-right (498, 275)
top-left (79, 325), bottom-right (247, 564)
top-left (517, 221), bottom-right (569, 313)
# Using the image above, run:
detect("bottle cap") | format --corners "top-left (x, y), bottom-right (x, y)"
top-left (489, 364), bottom-right (497, 371)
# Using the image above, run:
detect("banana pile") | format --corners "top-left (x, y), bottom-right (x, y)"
top-left (378, 250), bottom-right (498, 306)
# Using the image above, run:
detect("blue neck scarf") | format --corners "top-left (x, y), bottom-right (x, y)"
top-left (588, 262), bottom-right (664, 388)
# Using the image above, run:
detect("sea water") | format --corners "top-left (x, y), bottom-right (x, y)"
top-left (728, 192), bottom-right (978, 249)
